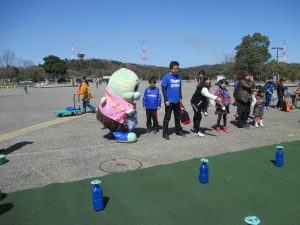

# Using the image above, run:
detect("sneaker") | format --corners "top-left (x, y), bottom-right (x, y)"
top-left (163, 132), bottom-right (170, 140)
top-left (216, 127), bottom-right (221, 134)
top-left (204, 112), bottom-right (208, 116)
top-left (146, 127), bottom-right (152, 133)
top-left (176, 130), bottom-right (186, 137)
top-left (196, 131), bottom-right (205, 137)
top-left (223, 126), bottom-right (228, 133)
top-left (153, 129), bottom-right (158, 134)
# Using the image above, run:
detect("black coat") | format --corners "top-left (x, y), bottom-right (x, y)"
top-left (234, 79), bottom-right (255, 103)
top-left (277, 83), bottom-right (286, 97)
top-left (191, 86), bottom-right (207, 111)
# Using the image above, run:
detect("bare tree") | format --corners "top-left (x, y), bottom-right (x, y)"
top-left (222, 53), bottom-right (236, 80)
top-left (19, 59), bottom-right (34, 69)
top-left (18, 59), bottom-right (35, 80)
top-left (0, 49), bottom-right (16, 68)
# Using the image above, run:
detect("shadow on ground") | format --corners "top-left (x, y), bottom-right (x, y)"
top-left (0, 141), bottom-right (33, 155)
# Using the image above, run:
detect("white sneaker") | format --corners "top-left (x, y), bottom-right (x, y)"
top-left (259, 120), bottom-right (264, 127)
top-left (255, 122), bottom-right (259, 128)
top-left (204, 112), bottom-right (208, 116)
top-left (197, 132), bottom-right (205, 137)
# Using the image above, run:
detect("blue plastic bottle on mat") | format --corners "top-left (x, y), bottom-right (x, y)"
top-left (199, 158), bottom-right (209, 184)
top-left (275, 146), bottom-right (284, 167)
top-left (91, 180), bottom-right (104, 211)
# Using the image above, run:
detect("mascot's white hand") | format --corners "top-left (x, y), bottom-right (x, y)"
top-left (122, 92), bottom-right (141, 101)
top-left (100, 97), bottom-right (107, 105)
top-left (125, 109), bottom-right (135, 116)
top-left (133, 92), bottom-right (140, 100)
top-left (122, 92), bottom-right (134, 101)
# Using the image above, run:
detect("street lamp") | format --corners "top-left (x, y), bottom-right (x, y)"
top-left (272, 47), bottom-right (284, 83)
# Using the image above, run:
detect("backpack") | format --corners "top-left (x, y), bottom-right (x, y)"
top-left (282, 101), bottom-right (291, 112)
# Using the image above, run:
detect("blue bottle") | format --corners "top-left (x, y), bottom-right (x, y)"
top-left (91, 180), bottom-right (104, 211)
top-left (275, 145), bottom-right (284, 167)
top-left (199, 158), bottom-right (209, 184)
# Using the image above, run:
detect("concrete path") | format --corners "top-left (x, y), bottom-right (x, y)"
top-left (0, 82), bottom-right (299, 192)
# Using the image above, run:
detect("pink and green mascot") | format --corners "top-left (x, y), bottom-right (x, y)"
top-left (96, 68), bottom-right (140, 142)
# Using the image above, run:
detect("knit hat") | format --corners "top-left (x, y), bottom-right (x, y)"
top-left (217, 79), bottom-right (229, 86)
top-left (76, 78), bottom-right (83, 83)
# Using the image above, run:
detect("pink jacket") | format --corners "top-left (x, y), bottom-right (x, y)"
top-left (99, 87), bottom-right (134, 123)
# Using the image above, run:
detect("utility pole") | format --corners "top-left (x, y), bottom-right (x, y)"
top-left (272, 47), bottom-right (283, 83)
top-left (141, 41), bottom-right (147, 65)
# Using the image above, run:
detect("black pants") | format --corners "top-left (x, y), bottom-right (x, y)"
top-left (237, 100), bottom-right (251, 128)
top-left (276, 96), bottom-right (284, 108)
top-left (146, 109), bottom-right (158, 129)
top-left (163, 102), bottom-right (182, 133)
top-left (192, 108), bottom-right (202, 133)
top-left (217, 114), bottom-right (227, 127)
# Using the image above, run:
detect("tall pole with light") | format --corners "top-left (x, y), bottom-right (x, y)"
top-left (271, 47), bottom-right (283, 83)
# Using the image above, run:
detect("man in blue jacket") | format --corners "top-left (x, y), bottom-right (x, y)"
top-left (161, 61), bottom-right (185, 140)
top-left (263, 77), bottom-right (276, 109)
top-left (143, 77), bottom-right (161, 134)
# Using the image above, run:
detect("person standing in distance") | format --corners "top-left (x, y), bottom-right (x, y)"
top-left (161, 61), bottom-right (185, 140)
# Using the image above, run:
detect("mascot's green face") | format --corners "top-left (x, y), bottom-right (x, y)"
top-left (108, 68), bottom-right (140, 102)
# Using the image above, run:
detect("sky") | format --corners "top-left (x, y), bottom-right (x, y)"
top-left (0, 0), bottom-right (299, 68)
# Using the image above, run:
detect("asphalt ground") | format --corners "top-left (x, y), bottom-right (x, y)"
top-left (0, 81), bottom-right (299, 193)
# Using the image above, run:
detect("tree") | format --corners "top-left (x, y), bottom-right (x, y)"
top-left (42, 55), bottom-right (67, 78)
top-left (222, 53), bottom-right (235, 80)
top-left (234, 33), bottom-right (271, 79)
top-left (0, 49), bottom-right (16, 68)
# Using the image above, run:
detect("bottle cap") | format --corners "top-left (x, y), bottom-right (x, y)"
top-left (200, 158), bottom-right (209, 163)
top-left (276, 145), bottom-right (284, 149)
top-left (244, 215), bottom-right (260, 225)
top-left (91, 180), bottom-right (102, 185)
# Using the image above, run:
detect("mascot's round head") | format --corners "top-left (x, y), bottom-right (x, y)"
top-left (108, 68), bottom-right (140, 102)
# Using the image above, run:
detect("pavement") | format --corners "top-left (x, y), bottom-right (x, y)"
top-left (0, 81), bottom-right (299, 193)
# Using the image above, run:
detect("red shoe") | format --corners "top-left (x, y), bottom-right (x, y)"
top-left (223, 126), bottom-right (228, 133)
top-left (216, 127), bottom-right (221, 134)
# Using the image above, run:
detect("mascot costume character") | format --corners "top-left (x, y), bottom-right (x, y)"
top-left (96, 68), bottom-right (140, 142)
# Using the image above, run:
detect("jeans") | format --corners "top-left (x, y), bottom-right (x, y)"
top-left (82, 100), bottom-right (95, 113)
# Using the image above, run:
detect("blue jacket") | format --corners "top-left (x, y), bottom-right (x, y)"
top-left (143, 87), bottom-right (161, 110)
top-left (263, 81), bottom-right (276, 99)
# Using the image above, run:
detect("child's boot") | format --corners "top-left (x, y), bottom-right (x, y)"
top-left (216, 127), bottom-right (221, 134)
top-left (255, 122), bottom-right (259, 128)
top-left (259, 120), bottom-right (264, 127)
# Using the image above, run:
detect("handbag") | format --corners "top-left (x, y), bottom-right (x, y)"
top-left (180, 102), bottom-right (191, 125)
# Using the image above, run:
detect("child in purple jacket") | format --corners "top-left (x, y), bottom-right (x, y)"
top-left (214, 79), bottom-right (231, 133)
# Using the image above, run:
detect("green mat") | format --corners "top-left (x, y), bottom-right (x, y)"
top-left (1, 141), bottom-right (300, 225)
